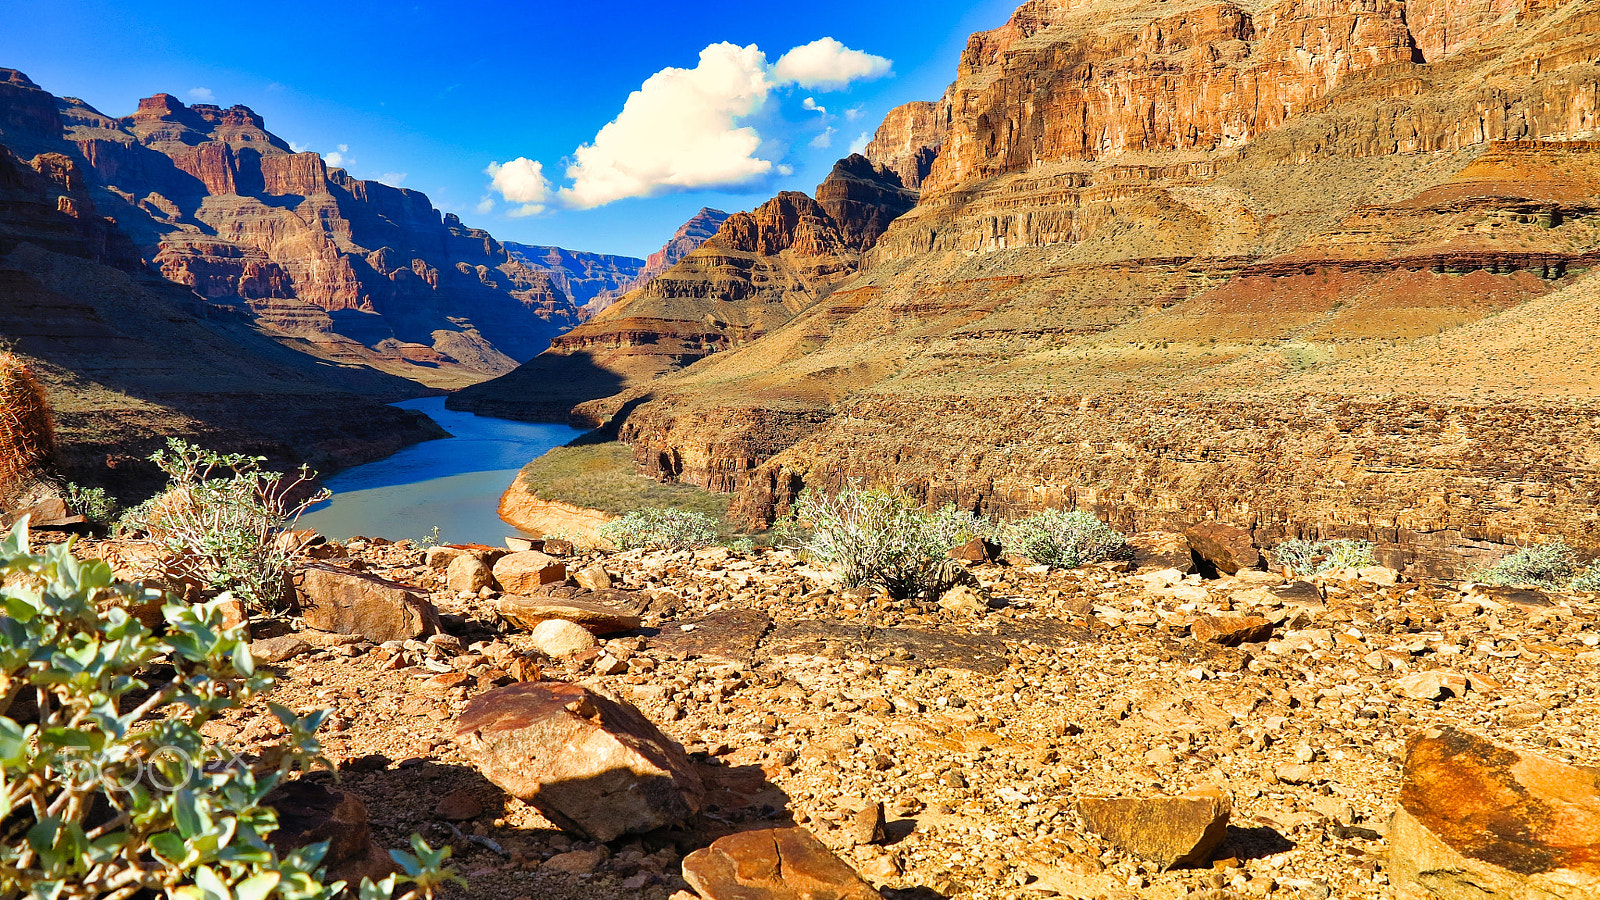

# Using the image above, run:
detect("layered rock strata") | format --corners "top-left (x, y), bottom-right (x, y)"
top-left (584, 207), bottom-right (729, 316)
top-left (577, 0), bottom-right (1600, 577)
top-left (1, 72), bottom-right (594, 389)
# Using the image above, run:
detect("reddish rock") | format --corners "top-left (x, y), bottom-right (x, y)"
top-left (1190, 615), bottom-right (1274, 646)
top-left (295, 563), bottom-right (440, 643)
top-left (446, 554), bottom-right (495, 593)
top-left (682, 827), bottom-right (883, 900)
top-left (1183, 523), bottom-right (1261, 575)
top-left (1388, 726), bottom-right (1600, 899)
top-left (1077, 787), bottom-right (1231, 871)
top-left (491, 550), bottom-right (566, 593)
top-left (264, 779), bottom-right (396, 885)
top-left (454, 681), bottom-right (704, 842)
top-left (949, 536), bottom-right (1001, 564)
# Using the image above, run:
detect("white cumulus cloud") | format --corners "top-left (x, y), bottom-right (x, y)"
top-left (324, 151), bottom-right (345, 167)
top-left (379, 172), bottom-right (408, 185)
top-left (772, 38), bottom-right (892, 91)
top-left (486, 157), bottom-right (553, 216)
top-left (186, 87), bottom-right (215, 103)
top-left (848, 131), bottom-right (872, 155)
top-left (492, 38), bottom-right (891, 210)
top-left (810, 127), bottom-right (836, 149)
top-left (559, 42), bottom-right (775, 210)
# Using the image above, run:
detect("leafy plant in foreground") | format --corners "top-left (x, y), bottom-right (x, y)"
top-left (63, 481), bottom-right (119, 527)
top-left (0, 518), bottom-right (459, 899)
top-left (119, 440), bottom-right (329, 612)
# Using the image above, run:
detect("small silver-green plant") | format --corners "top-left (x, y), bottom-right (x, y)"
top-left (1570, 564), bottom-right (1600, 592)
top-left (1270, 538), bottom-right (1377, 577)
top-left (782, 484), bottom-right (962, 599)
top-left (1471, 540), bottom-right (1582, 590)
top-left (63, 481), bottom-right (118, 526)
top-left (119, 439), bottom-right (329, 613)
top-left (0, 518), bottom-right (460, 899)
top-left (1003, 508), bottom-right (1132, 569)
top-left (599, 507), bottom-right (720, 550)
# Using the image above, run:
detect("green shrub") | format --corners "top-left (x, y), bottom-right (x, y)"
top-left (926, 504), bottom-right (1004, 547)
top-left (1270, 538), bottom-right (1378, 577)
top-left (0, 518), bottom-right (459, 899)
top-left (1003, 509), bottom-right (1132, 569)
top-left (1471, 541), bottom-right (1581, 589)
top-left (782, 484), bottom-right (962, 599)
top-left (599, 507), bottom-right (720, 550)
top-left (119, 440), bottom-right (329, 612)
top-left (1571, 564), bottom-right (1600, 592)
top-left (63, 481), bottom-right (118, 527)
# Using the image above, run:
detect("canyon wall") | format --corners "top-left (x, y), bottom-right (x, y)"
top-left (583, 207), bottom-right (729, 317)
top-left (450, 159), bottom-right (918, 423)
top-left (1, 73), bottom-right (593, 389)
top-left (590, 0), bottom-right (1600, 578)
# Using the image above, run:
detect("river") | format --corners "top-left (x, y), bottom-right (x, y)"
top-left (297, 397), bottom-right (583, 545)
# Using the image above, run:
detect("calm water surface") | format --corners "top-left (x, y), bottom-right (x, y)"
top-left (299, 397), bottom-right (582, 545)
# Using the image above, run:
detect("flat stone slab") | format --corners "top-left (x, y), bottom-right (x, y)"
top-left (682, 827), bottom-right (883, 900)
top-left (1077, 787), bottom-right (1231, 871)
top-left (498, 594), bottom-right (642, 634)
top-left (1389, 726), bottom-right (1600, 900)
top-left (296, 563), bottom-right (440, 643)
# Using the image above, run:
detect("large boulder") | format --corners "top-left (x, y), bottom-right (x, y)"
top-left (296, 563), bottom-right (440, 643)
top-left (528, 619), bottom-right (598, 657)
top-left (1077, 787), bottom-right (1231, 871)
top-left (492, 550), bottom-right (567, 593)
top-left (454, 682), bottom-right (704, 842)
top-left (446, 554), bottom-right (495, 594)
top-left (1387, 726), bottom-right (1600, 899)
top-left (682, 827), bottom-right (883, 900)
top-left (1182, 523), bottom-right (1261, 575)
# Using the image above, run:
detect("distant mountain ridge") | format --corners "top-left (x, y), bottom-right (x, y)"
top-left (0, 69), bottom-right (633, 387)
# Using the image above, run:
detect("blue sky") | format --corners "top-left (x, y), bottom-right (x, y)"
top-left (3, 0), bottom-right (1017, 257)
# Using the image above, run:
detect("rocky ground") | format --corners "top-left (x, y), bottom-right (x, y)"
top-left (69, 530), bottom-right (1600, 899)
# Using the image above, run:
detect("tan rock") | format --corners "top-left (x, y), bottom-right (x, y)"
top-left (454, 682), bottom-right (704, 842)
top-left (295, 563), bottom-right (440, 643)
top-left (937, 583), bottom-right (987, 615)
top-left (682, 827), bottom-right (883, 900)
top-left (264, 779), bottom-right (396, 886)
top-left (446, 554), bottom-right (495, 594)
top-left (1190, 615), bottom-right (1274, 646)
top-left (573, 562), bottom-right (612, 591)
top-left (250, 634), bottom-right (313, 663)
top-left (529, 619), bottom-right (597, 657)
top-left (498, 594), bottom-right (642, 634)
top-left (492, 550), bottom-right (566, 593)
top-left (1077, 787), bottom-right (1231, 871)
top-left (1394, 670), bottom-right (1471, 701)
top-left (1183, 523), bottom-right (1261, 575)
top-left (1388, 726), bottom-right (1600, 900)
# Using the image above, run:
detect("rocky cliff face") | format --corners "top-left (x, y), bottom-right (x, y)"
top-left (584, 207), bottom-right (730, 317)
top-left (0, 139), bottom-right (443, 496)
top-left (0, 72), bottom-right (591, 388)
top-left (503, 243), bottom-right (644, 313)
top-left (449, 167), bottom-right (915, 423)
top-left (587, 0), bottom-right (1600, 578)
top-left (863, 96), bottom-right (950, 191)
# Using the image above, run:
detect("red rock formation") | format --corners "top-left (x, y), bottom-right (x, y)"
top-left (584, 207), bottom-right (729, 316)
top-left (0, 74), bottom-right (590, 389)
top-left (864, 96), bottom-right (950, 190)
top-left (572, 0), bottom-right (1600, 578)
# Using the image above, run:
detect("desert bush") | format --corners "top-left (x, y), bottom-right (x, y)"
top-left (782, 484), bottom-right (959, 599)
top-left (926, 503), bottom-right (1004, 547)
top-left (63, 481), bottom-right (119, 527)
top-left (1270, 538), bottom-right (1377, 577)
top-left (0, 353), bottom-right (57, 509)
top-left (119, 440), bottom-right (329, 612)
top-left (1004, 509), bottom-right (1132, 569)
top-left (0, 518), bottom-right (459, 899)
top-left (1570, 564), bottom-right (1600, 592)
top-left (1471, 540), bottom-right (1581, 589)
top-left (599, 507), bottom-right (720, 550)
